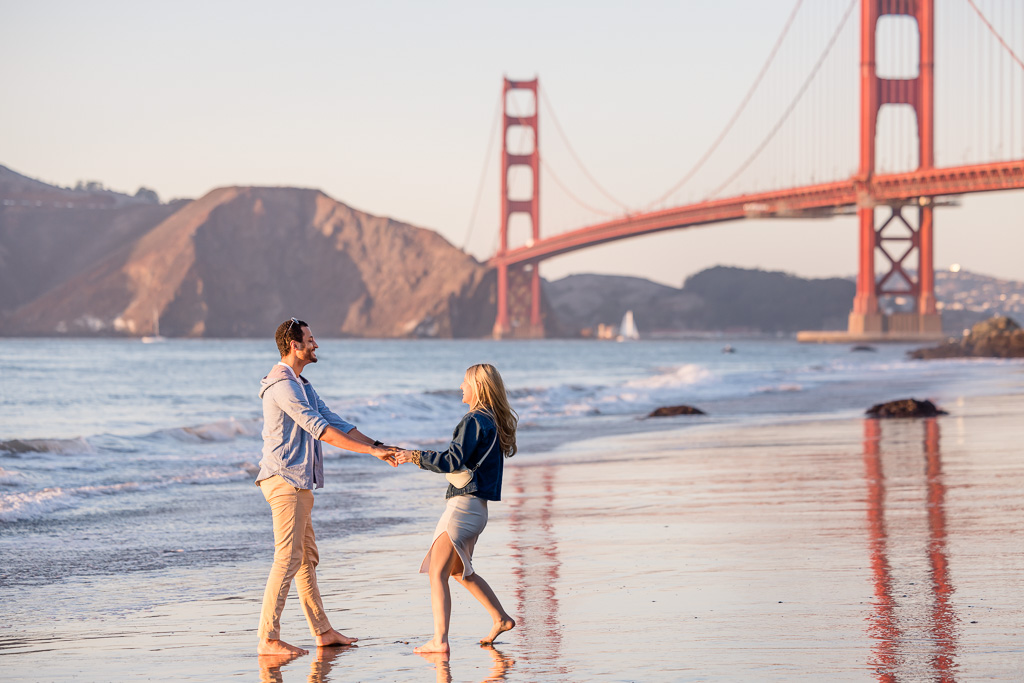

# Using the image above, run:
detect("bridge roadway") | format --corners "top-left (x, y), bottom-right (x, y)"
top-left (489, 159), bottom-right (1024, 268)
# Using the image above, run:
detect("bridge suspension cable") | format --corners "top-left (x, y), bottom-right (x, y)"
top-left (643, 0), bottom-right (806, 210)
top-left (540, 158), bottom-right (618, 218)
top-left (539, 88), bottom-right (631, 213)
top-left (966, 0), bottom-right (1024, 71)
top-left (706, 0), bottom-right (858, 200)
top-left (462, 93), bottom-right (503, 251)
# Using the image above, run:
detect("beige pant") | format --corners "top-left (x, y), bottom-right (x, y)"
top-left (257, 475), bottom-right (331, 640)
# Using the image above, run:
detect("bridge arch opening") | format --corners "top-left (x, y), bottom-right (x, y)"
top-left (504, 90), bottom-right (536, 118)
top-left (506, 213), bottom-right (535, 251)
top-left (875, 15), bottom-right (920, 80)
top-left (505, 125), bottom-right (535, 156)
top-left (876, 103), bottom-right (921, 173)
top-left (505, 165), bottom-right (534, 202)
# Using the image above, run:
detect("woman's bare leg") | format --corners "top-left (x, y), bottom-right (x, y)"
top-left (414, 533), bottom-right (460, 653)
top-left (452, 571), bottom-right (516, 644)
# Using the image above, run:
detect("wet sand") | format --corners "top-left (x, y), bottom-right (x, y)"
top-left (3, 393), bottom-right (1024, 681)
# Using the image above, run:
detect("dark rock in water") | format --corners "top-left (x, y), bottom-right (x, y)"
top-left (648, 405), bottom-right (707, 417)
top-left (851, 345), bottom-right (876, 352)
top-left (910, 316), bottom-right (1024, 359)
top-left (866, 398), bottom-right (948, 418)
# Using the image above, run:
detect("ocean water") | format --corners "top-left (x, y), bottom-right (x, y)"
top-left (1, 338), bottom-right (1021, 600)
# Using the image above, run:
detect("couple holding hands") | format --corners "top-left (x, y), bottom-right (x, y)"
top-left (254, 319), bottom-right (517, 658)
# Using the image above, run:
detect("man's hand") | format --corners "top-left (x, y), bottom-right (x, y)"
top-left (370, 445), bottom-right (398, 467)
top-left (394, 450), bottom-right (421, 466)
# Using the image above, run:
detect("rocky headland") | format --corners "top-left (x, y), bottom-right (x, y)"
top-left (1, 166), bottom-right (496, 338)
top-left (910, 316), bottom-right (1024, 359)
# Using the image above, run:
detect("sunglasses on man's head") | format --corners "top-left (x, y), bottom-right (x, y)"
top-left (286, 318), bottom-right (304, 349)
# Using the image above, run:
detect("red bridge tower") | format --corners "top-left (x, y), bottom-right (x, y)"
top-left (849, 0), bottom-right (942, 337)
top-left (493, 77), bottom-right (544, 339)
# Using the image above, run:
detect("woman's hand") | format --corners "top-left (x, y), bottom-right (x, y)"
top-left (370, 445), bottom-right (398, 467)
top-left (394, 450), bottom-right (421, 466)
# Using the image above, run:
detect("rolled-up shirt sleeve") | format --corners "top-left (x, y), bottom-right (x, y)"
top-left (417, 414), bottom-right (485, 474)
top-left (268, 380), bottom-right (331, 439)
top-left (315, 393), bottom-right (356, 434)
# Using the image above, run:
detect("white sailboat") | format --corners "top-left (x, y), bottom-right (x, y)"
top-left (616, 310), bottom-right (640, 342)
top-left (141, 309), bottom-right (166, 343)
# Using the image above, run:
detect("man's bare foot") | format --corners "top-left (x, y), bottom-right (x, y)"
top-left (415, 650), bottom-right (451, 664)
top-left (480, 617), bottom-right (516, 644)
top-left (258, 638), bottom-right (308, 656)
top-left (413, 638), bottom-right (450, 654)
top-left (315, 628), bottom-right (358, 647)
top-left (257, 652), bottom-right (301, 670)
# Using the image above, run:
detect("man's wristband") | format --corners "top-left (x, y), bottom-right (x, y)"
top-left (372, 440), bottom-right (383, 447)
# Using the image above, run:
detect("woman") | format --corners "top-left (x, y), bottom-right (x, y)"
top-left (395, 363), bottom-right (518, 653)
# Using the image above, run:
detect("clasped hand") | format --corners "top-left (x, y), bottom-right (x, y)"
top-left (369, 444), bottom-right (419, 467)
top-left (370, 445), bottom-right (400, 467)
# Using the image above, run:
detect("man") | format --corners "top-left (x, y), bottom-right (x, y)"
top-left (255, 317), bottom-right (397, 656)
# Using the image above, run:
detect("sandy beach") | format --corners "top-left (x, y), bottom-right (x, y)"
top-left (3, 388), bottom-right (1023, 681)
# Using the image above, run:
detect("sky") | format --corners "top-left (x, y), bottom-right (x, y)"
top-left (2, 0), bottom-right (1022, 287)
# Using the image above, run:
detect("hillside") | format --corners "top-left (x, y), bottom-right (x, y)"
top-left (542, 274), bottom-right (702, 333)
top-left (0, 165), bottom-right (175, 315)
top-left (933, 268), bottom-right (1024, 332)
top-left (682, 266), bottom-right (856, 332)
top-left (1, 167), bottom-right (495, 338)
top-left (546, 267), bottom-right (857, 334)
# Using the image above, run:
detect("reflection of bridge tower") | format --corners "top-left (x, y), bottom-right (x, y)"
top-left (506, 464), bottom-right (565, 675)
top-left (861, 417), bottom-right (957, 680)
top-left (494, 77), bottom-right (544, 339)
top-left (849, 0), bottom-right (943, 337)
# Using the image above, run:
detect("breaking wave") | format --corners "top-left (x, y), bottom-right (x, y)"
top-left (0, 465), bottom-right (257, 522)
top-left (0, 436), bottom-right (94, 456)
top-left (156, 417), bottom-right (263, 443)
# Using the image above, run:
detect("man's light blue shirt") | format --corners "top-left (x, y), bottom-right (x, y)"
top-left (256, 363), bottom-right (356, 490)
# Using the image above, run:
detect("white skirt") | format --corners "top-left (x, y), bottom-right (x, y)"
top-left (420, 495), bottom-right (488, 578)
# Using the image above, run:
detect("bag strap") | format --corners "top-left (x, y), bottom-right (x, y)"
top-left (467, 413), bottom-right (500, 473)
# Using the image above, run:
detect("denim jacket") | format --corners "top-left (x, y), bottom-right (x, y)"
top-left (417, 411), bottom-right (504, 501)
top-left (256, 363), bottom-right (356, 490)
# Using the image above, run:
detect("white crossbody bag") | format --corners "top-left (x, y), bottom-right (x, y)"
top-left (445, 424), bottom-right (500, 489)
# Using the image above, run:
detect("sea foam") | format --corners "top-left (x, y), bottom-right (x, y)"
top-left (0, 465), bottom-right (257, 522)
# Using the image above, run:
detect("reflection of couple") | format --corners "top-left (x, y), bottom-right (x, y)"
top-left (254, 319), bottom-right (517, 658)
top-left (259, 644), bottom-right (515, 683)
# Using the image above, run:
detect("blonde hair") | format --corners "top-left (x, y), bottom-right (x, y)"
top-left (465, 363), bottom-right (518, 457)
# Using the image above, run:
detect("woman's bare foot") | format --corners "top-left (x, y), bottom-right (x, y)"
top-left (413, 638), bottom-right (450, 654)
top-left (480, 617), bottom-right (515, 645)
top-left (257, 638), bottom-right (308, 656)
top-left (481, 644), bottom-right (516, 678)
top-left (315, 628), bottom-right (358, 647)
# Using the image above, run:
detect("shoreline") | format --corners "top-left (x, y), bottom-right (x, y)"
top-left (3, 389), bottom-right (1023, 680)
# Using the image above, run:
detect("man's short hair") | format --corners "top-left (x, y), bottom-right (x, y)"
top-left (276, 318), bottom-right (308, 356)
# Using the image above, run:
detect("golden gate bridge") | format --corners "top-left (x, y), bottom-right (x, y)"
top-left (468, 0), bottom-right (1024, 339)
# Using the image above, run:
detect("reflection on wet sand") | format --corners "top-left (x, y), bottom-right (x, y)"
top-left (506, 463), bottom-right (565, 676)
top-left (258, 652), bottom-right (299, 683)
top-left (257, 645), bottom-right (352, 683)
top-left (417, 645), bottom-right (515, 683)
top-left (862, 418), bottom-right (958, 681)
